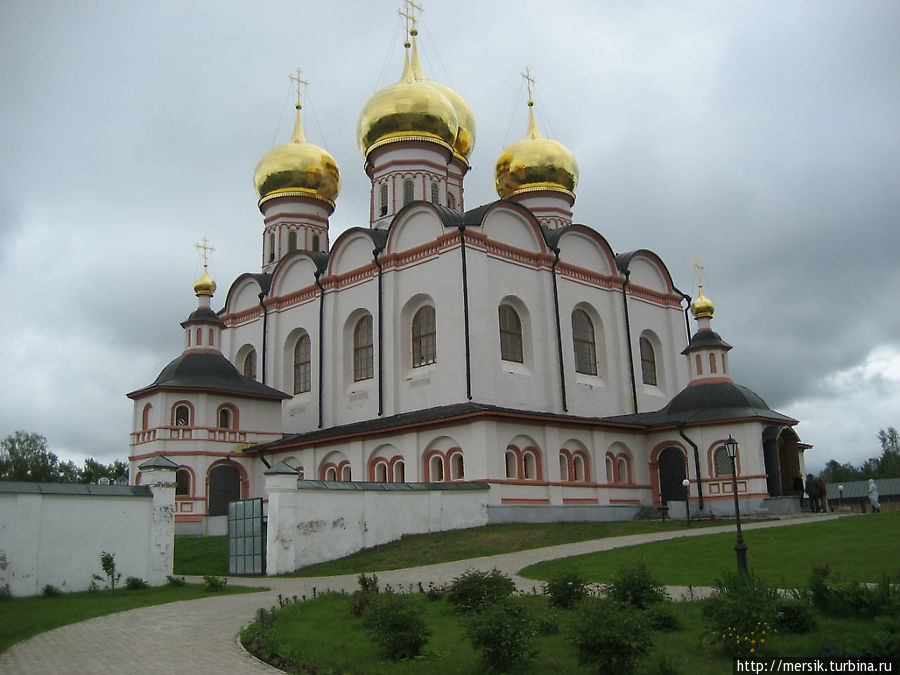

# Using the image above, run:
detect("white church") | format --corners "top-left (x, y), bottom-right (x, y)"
top-left (127, 14), bottom-right (808, 537)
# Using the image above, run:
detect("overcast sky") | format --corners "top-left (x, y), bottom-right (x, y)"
top-left (2, 0), bottom-right (898, 473)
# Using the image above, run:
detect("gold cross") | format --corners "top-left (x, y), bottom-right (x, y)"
top-left (522, 66), bottom-right (535, 102)
top-left (398, 0), bottom-right (423, 36)
top-left (195, 236), bottom-right (215, 268)
top-left (288, 67), bottom-right (308, 109)
top-left (692, 257), bottom-right (705, 285)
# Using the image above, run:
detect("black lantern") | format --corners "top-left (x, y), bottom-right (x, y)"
top-left (724, 434), bottom-right (748, 573)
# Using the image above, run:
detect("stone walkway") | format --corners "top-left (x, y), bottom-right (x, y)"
top-left (0, 514), bottom-right (841, 674)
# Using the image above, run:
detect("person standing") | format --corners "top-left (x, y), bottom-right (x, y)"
top-left (805, 473), bottom-right (821, 513)
top-left (793, 474), bottom-right (805, 509)
top-left (867, 479), bottom-right (880, 513)
top-left (817, 477), bottom-right (828, 512)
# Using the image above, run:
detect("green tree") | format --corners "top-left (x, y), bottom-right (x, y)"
top-left (0, 431), bottom-right (64, 481)
top-left (876, 427), bottom-right (900, 477)
top-left (819, 459), bottom-right (863, 484)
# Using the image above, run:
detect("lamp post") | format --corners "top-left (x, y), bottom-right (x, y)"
top-left (724, 435), bottom-right (748, 573)
top-left (682, 478), bottom-right (691, 526)
top-left (839, 484), bottom-right (844, 511)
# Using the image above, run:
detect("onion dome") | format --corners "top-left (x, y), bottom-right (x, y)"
top-left (253, 104), bottom-right (341, 208)
top-left (495, 99), bottom-right (579, 199)
top-left (357, 34), bottom-right (458, 159)
top-left (407, 31), bottom-right (476, 160)
top-left (690, 284), bottom-right (715, 319)
top-left (193, 266), bottom-right (216, 296)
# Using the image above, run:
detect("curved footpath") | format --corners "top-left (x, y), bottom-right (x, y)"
top-left (0, 513), bottom-right (842, 674)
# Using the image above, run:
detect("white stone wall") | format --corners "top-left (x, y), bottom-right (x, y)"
top-left (0, 472), bottom-right (174, 597)
top-left (265, 473), bottom-right (489, 573)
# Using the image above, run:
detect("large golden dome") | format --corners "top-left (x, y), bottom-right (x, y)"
top-left (254, 107), bottom-right (341, 207)
top-left (357, 36), bottom-right (459, 159)
top-left (193, 267), bottom-right (216, 296)
top-left (691, 284), bottom-right (716, 319)
top-left (495, 101), bottom-right (578, 199)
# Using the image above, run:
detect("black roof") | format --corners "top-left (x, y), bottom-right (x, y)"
top-left (183, 306), bottom-right (225, 327)
top-left (682, 329), bottom-right (732, 354)
top-left (127, 351), bottom-right (289, 400)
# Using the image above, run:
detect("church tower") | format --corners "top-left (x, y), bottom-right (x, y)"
top-left (357, 4), bottom-right (475, 228)
top-left (682, 268), bottom-right (733, 385)
top-left (254, 69), bottom-right (341, 271)
top-left (494, 69), bottom-right (579, 229)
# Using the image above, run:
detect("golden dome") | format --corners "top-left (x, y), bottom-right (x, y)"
top-left (254, 107), bottom-right (341, 207)
top-left (193, 267), bottom-right (216, 296)
top-left (691, 285), bottom-right (715, 318)
top-left (495, 101), bottom-right (579, 199)
top-left (357, 37), bottom-right (458, 159)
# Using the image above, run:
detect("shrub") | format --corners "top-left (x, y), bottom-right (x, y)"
top-left (465, 597), bottom-right (538, 672)
top-left (809, 569), bottom-right (899, 618)
top-left (605, 558), bottom-right (668, 609)
top-left (41, 583), bottom-right (62, 597)
top-left (544, 571), bottom-right (589, 609)
top-left (774, 596), bottom-right (816, 633)
top-left (572, 597), bottom-right (653, 674)
top-left (363, 592), bottom-right (432, 661)
top-left (166, 575), bottom-right (187, 587)
top-left (124, 576), bottom-right (149, 590)
top-left (446, 568), bottom-right (515, 614)
top-left (645, 601), bottom-right (681, 632)
top-left (703, 571), bottom-right (779, 635)
top-left (423, 582), bottom-right (445, 601)
top-left (0, 583), bottom-right (11, 600)
top-left (349, 572), bottom-right (380, 617)
top-left (203, 575), bottom-right (227, 592)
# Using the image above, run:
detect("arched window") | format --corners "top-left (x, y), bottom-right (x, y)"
top-left (340, 464), bottom-right (352, 481)
top-left (448, 193), bottom-right (456, 210)
top-left (714, 446), bottom-right (733, 477)
top-left (605, 456), bottom-right (614, 483)
top-left (429, 454), bottom-right (444, 482)
top-left (559, 454), bottom-right (569, 481)
top-left (312, 234), bottom-right (320, 251)
top-left (218, 407), bottom-right (232, 429)
top-left (353, 316), bottom-right (374, 381)
top-left (573, 454), bottom-right (586, 482)
top-left (243, 349), bottom-right (257, 380)
top-left (141, 404), bottom-right (152, 430)
top-left (393, 460), bottom-right (405, 483)
top-left (695, 354), bottom-right (703, 374)
top-left (498, 305), bottom-right (523, 363)
top-left (523, 451), bottom-right (536, 480)
top-left (403, 179), bottom-right (414, 205)
top-left (639, 336), bottom-right (657, 386)
top-left (380, 183), bottom-right (388, 216)
top-left (411, 306), bottom-right (436, 367)
top-left (207, 463), bottom-right (241, 516)
top-left (572, 310), bottom-right (597, 375)
top-left (430, 181), bottom-right (439, 204)
top-left (293, 334), bottom-right (311, 394)
top-left (175, 468), bottom-right (191, 496)
top-left (208, 329), bottom-right (214, 347)
top-left (268, 232), bottom-right (276, 263)
top-left (709, 353), bottom-right (717, 374)
top-left (324, 466), bottom-right (337, 481)
top-left (617, 456), bottom-right (629, 483)
top-left (505, 451), bottom-right (517, 478)
top-left (374, 461), bottom-right (388, 482)
top-left (174, 404), bottom-right (190, 427)
top-left (450, 452), bottom-right (464, 480)
top-left (287, 230), bottom-right (297, 252)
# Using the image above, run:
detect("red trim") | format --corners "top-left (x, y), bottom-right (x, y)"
top-left (610, 498), bottom-right (642, 505)
top-left (501, 498), bottom-right (550, 505)
top-left (562, 498), bottom-right (598, 504)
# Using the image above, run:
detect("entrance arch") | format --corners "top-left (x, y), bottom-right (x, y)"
top-left (657, 446), bottom-right (687, 505)
top-left (207, 463), bottom-right (241, 516)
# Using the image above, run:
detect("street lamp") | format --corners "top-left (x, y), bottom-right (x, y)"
top-left (724, 435), bottom-right (748, 573)
top-left (682, 478), bottom-right (692, 526)
top-left (839, 484), bottom-right (844, 511)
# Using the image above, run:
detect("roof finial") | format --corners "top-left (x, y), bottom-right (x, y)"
top-left (289, 67), bottom-right (309, 111)
top-left (195, 236), bottom-right (215, 271)
top-left (692, 257), bottom-right (706, 287)
top-left (193, 237), bottom-right (216, 297)
top-left (398, 0), bottom-right (423, 38)
top-left (521, 67), bottom-right (541, 139)
top-left (522, 66), bottom-right (536, 105)
top-left (287, 67), bottom-right (309, 143)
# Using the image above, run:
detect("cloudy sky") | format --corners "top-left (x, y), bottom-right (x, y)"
top-left (1, 0), bottom-right (898, 473)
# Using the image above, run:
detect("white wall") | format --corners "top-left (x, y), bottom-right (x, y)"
top-left (0, 470), bottom-right (174, 597)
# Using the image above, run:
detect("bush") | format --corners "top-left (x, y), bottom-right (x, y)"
top-left (98, 551), bottom-right (121, 593)
top-left (572, 597), bottom-right (653, 674)
top-left (774, 596), bottom-right (816, 633)
top-left (605, 558), bottom-right (668, 609)
top-left (125, 576), bottom-right (149, 590)
top-left (203, 575), bottom-right (227, 592)
top-left (446, 568), bottom-right (515, 614)
top-left (362, 592), bottom-right (432, 661)
top-left (423, 582), bottom-right (445, 601)
top-left (0, 583), bottom-right (11, 600)
top-left (544, 571), bottom-right (589, 609)
top-left (645, 601), bottom-right (681, 632)
top-left (349, 572), bottom-right (380, 617)
top-left (166, 575), bottom-right (187, 587)
top-left (41, 584), bottom-right (62, 597)
top-left (465, 597), bottom-right (538, 672)
top-left (703, 571), bottom-right (780, 656)
top-left (809, 568), bottom-right (899, 618)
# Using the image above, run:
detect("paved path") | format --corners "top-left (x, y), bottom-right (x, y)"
top-left (0, 514), bottom-right (842, 674)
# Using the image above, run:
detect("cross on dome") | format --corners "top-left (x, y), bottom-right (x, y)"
top-left (289, 67), bottom-right (308, 110)
top-left (692, 257), bottom-right (705, 285)
top-left (522, 66), bottom-right (536, 104)
top-left (195, 236), bottom-right (215, 268)
top-left (398, 0), bottom-right (423, 37)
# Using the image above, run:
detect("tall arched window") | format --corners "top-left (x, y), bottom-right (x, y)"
top-left (287, 230), bottom-right (297, 252)
top-left (268, 232), bottom-right (276, 262)
top-left (605, 456), bottom-right (614, 483)
top-left (617, 456), bottom-right (629, 483)
top-left (430, 181), bottom-right (439, 204)
top-left (393, 460), bottom-right (405, 483)
top-left (174, 404), bottom-right (190, 426)
top-left (141, 404), bottom-right (152, 430)
top-left (448, 193), bottom-right (456, 210)
top-left (243, 349), bottom-right (257, 380)
top-left (523, 451), bottom-right (537, 480)
top-left (293, 334), bottom-right (311, 394)
top-left (559, 454), bottom-right (569, 481)
top-left (218, 407), bottom-right (232, 429)
top-left (429, 455), bottom-right (444, 482)
top-left (324, 466), bottom-right (337, 481)
top-left (403, 179), bottom-right (414, 205)
top-left (573, 454), bottom-right (586, 482)
top-left (639, 336), bottom-right (657, 386)
top-left (175, 468), bottom-right (191, 496)
top-left (340, 464), bottom-right (352, 481)
top-left (353, 316), bottom-right (374, 381)
top-left (311, 234), bottom-right (320, 251)
top-left (505, 451), bottom-right (517, 478)
top-left (714, 446), bottom-right (733, 477)
top-left (498, 305), bottom-right (523, 363)
top-left (380, 183), bottom-right (388, 216)
top-left (572, 309), bottom-right (597, 375)
top-left (450, 452), bottom-right (464, 480)
top-left (709, 353), bottom-right (717, 374)
top-left (374, 461), bottom-right (388, 482)
top-left (411, 306), bottom-right (436, 367)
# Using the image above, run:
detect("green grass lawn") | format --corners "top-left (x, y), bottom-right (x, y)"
top-left (174, 535), bottom-right (229, 575)
top-left (0, 584), bottom-right (266, 653)
top-left (520, 512), bottom-right (900, 586)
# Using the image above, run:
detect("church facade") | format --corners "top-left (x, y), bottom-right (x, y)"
top-left (127, 18), bottom-right (808, 536)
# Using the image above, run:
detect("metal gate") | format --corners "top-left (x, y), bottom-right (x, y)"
top-left (227, 498), bottom-right (265, 575)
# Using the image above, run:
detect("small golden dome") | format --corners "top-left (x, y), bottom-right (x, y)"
top-left (193, 267), bottom-right (216, 296)
top-left (254, 107), bottom-right (341, 207)
top-left (691, 285), bottom-right (715, 318)
top-left (495, 102), bottom-right (578, 199)
top-left (357, 38), bottom-right (458, 159)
